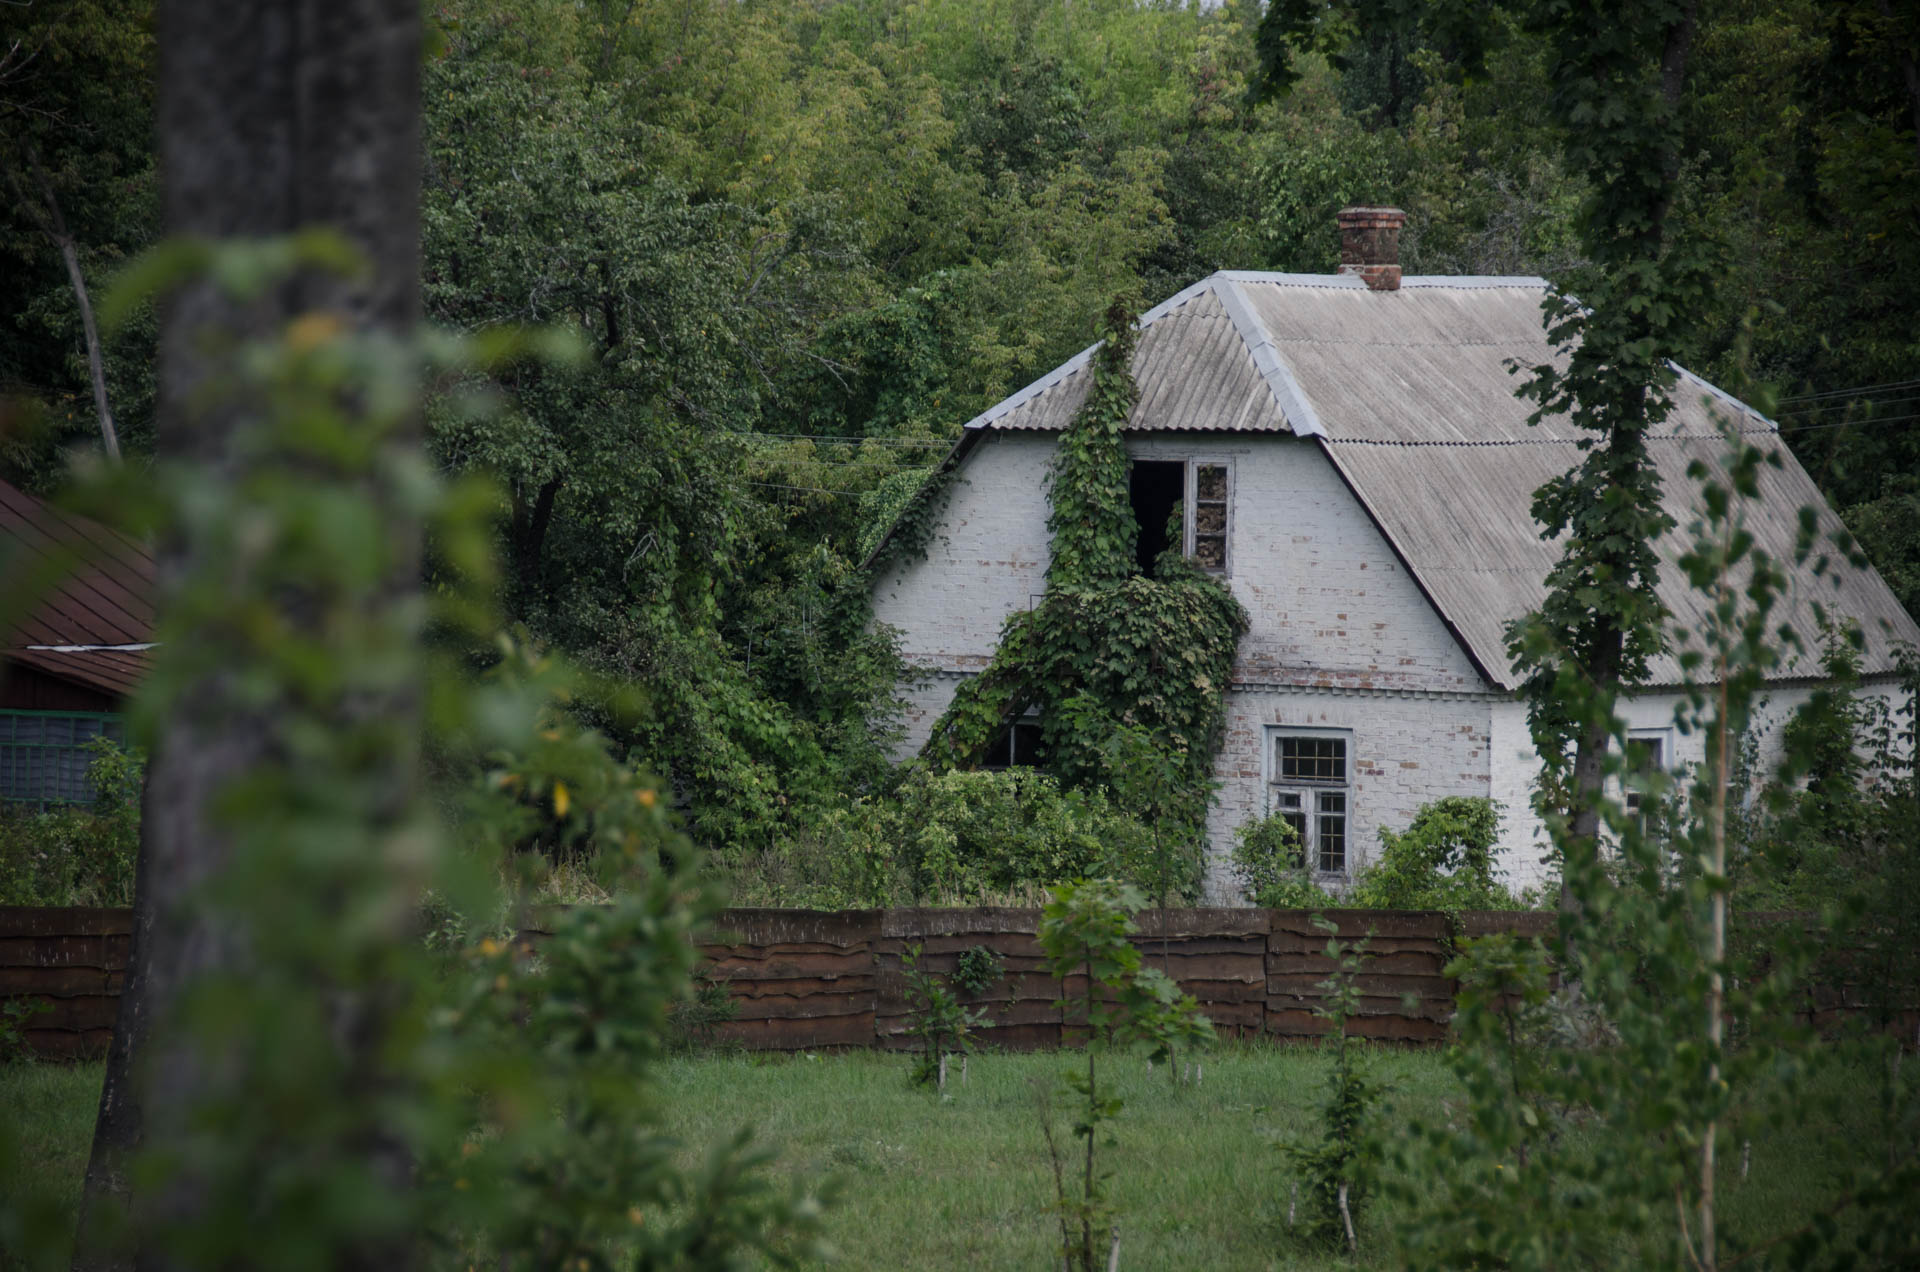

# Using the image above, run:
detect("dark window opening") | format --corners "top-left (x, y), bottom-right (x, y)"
top-left (982, 719), bottom-right (1045, 769)
top-left (1128, 461), bottom-right (1185, 574)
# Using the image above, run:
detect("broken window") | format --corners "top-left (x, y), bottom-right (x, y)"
top-left (1268, 729), bottom-right (1351, 875)
top-left (1126, 457), bottom-right (1231, 575)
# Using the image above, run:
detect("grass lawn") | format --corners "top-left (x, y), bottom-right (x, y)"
top-left (4, 1042), bottom-right (1903, 1269)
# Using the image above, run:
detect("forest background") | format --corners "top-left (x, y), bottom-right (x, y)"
top-left (3, 0), bottom-right (1917, 901)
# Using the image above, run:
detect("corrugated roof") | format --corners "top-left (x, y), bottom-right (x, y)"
top-left (0, 479), bottom-right (156, 700)
top-left (964, 271), bottom-right (1920, 688)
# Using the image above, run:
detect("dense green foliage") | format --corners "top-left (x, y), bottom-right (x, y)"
top-left (0, 740), bottom-right (140, 907)
top-left (7, 0), bottom-right (1914, 882)
top-left (923, 304), bottom-right (1248, 900)
top-left (1349, 797), bottom-right (1522, 912)
top-left (722, 766), bottom-right (1159, 908)
top-left (0, 239), bottom-right (823, 1271)
top-left (1229, 813), bottom-right (1336, 910)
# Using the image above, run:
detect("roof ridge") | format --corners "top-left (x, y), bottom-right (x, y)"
top-left (1211, 275), bottom-right (1325, 439)
top-left (962, 278), bottom-right (1221, 431)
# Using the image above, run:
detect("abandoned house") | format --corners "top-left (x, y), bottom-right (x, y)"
top-left (869, 208), bottom-right (1920, 899)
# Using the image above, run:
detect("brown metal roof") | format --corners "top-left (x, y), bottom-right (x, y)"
top-left (964, 271), bottom-right (1920, 688)
top-left (0, 479), bottom-right (156, 701)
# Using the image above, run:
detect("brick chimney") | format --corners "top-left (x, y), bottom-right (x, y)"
top-left (1337, 206), bottom-right (1406, 292)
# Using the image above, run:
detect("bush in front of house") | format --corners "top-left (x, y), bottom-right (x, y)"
top-left (1232, 796), bottom-right (1524, 911)
top-left (725, 767), bottom-right (1158, 908)
top-left (0, 739), bottom-right (143, 908)
top-left (1229, 811), bottom-right (1337, 908)
top-left (1349, 796), bottom-right (1523, 911)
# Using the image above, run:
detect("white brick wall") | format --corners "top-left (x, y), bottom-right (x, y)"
top-left (869, 426), bottom-right (1912, 902)
top-left (1208, 687), bottom-right (1495, 901)
top-left (1490, 679), bottom-right (1912, 892)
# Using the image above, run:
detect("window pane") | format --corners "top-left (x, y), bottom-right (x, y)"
top-left (1010, 721), bottom-right (1044, 767)
top-left (1193, 534), bottom-right (1225, 569)
top-left (1193, 502), bottom-right (1226, 535)
top-left (1195, 465), bottom-right (1228, 501)
top-left (1279, 736), bottom-right (1346, 783)
top-left (1317, 791), bottom-right (1346, 873)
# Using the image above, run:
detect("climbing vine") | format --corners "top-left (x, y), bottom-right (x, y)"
top-left (922, 301), bottom-right (1248, 901)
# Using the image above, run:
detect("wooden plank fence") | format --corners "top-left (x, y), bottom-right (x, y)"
top-left (0, 906), bottom-right (129, 1060)
top-left (5, 904), bottom-right (1911, 1060)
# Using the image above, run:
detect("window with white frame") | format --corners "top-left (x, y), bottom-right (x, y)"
top-left (1127, 458), bottom-right (1232, 574)
top-left (1267, 728), bottom-right (1352, 875)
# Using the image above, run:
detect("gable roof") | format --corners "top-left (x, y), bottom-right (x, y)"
top-left (957, 270), bottom-right (1920, 690)
top-left (0, 479), bottom-right (155, 701)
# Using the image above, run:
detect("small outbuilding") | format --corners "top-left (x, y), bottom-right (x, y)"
top-left (870, 209), bottom-right (1920, 897)
top-left (0, 478), bottom-right (153, 807)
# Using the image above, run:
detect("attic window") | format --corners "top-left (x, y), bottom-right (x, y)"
top-left (1127, 458), bottom-right (1231, 574)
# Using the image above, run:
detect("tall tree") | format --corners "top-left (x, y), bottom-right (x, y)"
top-left (0, 0), bottom-right (155, 471)
top-left (71, 2), bottom-right (421, 1266)
top-left (1256, 0), bottom-right (1706, 918)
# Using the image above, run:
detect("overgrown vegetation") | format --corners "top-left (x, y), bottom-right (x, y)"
top-left (6, 0), bottom-right (1917, 895)
top-left (0, 739), bottom-right (141, 908)
top-left (1349, 797), bottom-right (1524, 912)
top-left (721, 766), bottom-right (1161, 908)
top-left (923, 301), bottom-right (1248, 902)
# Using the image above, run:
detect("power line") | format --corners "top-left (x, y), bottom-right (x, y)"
top-left (1777, 396), bottom-right (1920, 418)
top-left (1776, 378), bottom-right (1920, 405)
top-left (730, 432), bottom-right (956, 448)
top-left (1776, 413), bottom-right (1920, 435)
top-left (744, 481), bottom-right (863, 496)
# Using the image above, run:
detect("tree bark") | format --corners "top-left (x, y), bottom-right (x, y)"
top-left (70, 3), bottom-right (420, 1268)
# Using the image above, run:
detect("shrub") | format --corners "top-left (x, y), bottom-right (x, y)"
top-left (1349, 796), bottom-right (1519, 911)
top-left (0, 738), bottom-right (143, 908)
top-left (728, 767), bottom-right (1158, 907)
top-left (1230, 811), bottom-right (1336, 908)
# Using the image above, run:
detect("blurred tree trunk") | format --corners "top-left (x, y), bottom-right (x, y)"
top-left (69, 3), bottom-right (420, 1268)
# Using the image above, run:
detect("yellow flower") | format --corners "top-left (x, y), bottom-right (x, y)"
top-left (285, 311), bottom-right (343, 352)
top-left (637, 788), bottom-right (657, 808)
top-left (553, 781), bottom-right (570, 818)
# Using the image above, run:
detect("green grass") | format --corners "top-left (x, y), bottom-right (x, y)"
top-left (4, 1044), bottom-right (1906, 1270)
top-left (654, 1041), bottom-right (1443, 1270)
top-left (1, 1060), bottom-right (105, 1269)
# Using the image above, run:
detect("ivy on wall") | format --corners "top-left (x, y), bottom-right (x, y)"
top-left (921, 300), bottom-right (1249, 900)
